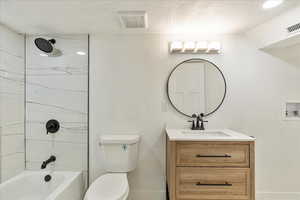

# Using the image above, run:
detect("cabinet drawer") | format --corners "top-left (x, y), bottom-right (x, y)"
top-left (176, 142), bottom-right (249, 167)
top-left (176, 167), bottom-right (250, 200)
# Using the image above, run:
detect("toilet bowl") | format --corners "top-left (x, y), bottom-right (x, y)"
top-left (84, 134), bottom-right (140, 200)
top-left (84, 173), bottom-right (129, 200)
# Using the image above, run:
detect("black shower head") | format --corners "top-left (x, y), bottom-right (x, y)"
top-left (34, 38), bottom-right (56, 53)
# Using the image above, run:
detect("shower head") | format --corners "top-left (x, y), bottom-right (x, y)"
top-left (34, 38), bottom-right (56, 53)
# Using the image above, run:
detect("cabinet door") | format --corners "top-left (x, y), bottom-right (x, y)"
top-left (176, 167), bottom-right (250, 200)
top-left (176, 142), bottom-right (249, 167)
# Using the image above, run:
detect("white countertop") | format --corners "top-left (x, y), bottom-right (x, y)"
top-left (166, 128), bottom-right (255, 141)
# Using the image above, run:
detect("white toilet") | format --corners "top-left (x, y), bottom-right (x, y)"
top-left (84, 134), bottom-right (140, 200)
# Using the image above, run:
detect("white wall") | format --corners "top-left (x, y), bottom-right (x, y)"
top-left (0, 24), bottom-right (25, 182)
top-left (90, 33), bottom-right (300, 199)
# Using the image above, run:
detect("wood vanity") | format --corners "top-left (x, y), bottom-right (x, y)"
top-left (166, 129), bottom-right (255, 200)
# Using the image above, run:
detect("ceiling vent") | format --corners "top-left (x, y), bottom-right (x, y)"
top-left (118, 11), bottom-right (148, 29)
top-left (287, 23), bottom-right (300, 34)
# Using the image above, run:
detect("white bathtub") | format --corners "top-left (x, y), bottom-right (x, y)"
top-left (0, 171), bottom-right (83, 200)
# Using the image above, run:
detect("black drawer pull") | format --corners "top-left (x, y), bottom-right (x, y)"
top-left (195, 154), bottom-right (231, 158)
top-left (196, 182), bottom-right (232, 186)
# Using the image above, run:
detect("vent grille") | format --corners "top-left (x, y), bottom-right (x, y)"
top-left (287, 23), bottom-right (300, 33)
top-left (118, 11), bottom-right (148, 29)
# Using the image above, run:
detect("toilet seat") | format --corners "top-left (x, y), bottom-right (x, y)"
top-left (84, 173), bottom-right (129, 200)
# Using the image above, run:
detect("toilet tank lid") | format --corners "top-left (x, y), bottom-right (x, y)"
top-left (100, 135), bottom-right (140, 145)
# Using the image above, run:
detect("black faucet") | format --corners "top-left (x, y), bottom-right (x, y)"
top-left (188, 113), bottom-right (208, 130)
top-left (41, 155), bottom-right (56, 169)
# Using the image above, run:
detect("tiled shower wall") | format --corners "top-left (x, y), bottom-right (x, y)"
top-left (25, 35), bottom-right (88, 181)
top-left (0, 25), bottom-right (25, 182)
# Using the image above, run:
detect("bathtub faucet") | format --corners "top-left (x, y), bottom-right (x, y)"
top-left (41, 155), bottom-right (56, 169)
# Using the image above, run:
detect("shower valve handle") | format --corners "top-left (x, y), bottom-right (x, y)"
top-left (46, 119), bottom-right (60, 135)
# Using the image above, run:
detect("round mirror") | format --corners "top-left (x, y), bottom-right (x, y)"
top-left (167, 58), bottom-right (226, 117)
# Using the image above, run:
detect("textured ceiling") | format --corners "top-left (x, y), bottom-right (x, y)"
top-left (0, 0), bottom-right (299, 34)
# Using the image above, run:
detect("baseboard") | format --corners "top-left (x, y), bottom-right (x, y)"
top-left (257, 192), bottom-right (300, 200)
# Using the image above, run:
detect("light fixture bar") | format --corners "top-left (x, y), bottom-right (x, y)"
top-left (169, 41), bottom-right (221, 54)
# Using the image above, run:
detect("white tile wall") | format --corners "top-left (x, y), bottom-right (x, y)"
top-left (1, 135), bottom-right (24, 156)
top-left (1, 153), bottom-right (24, 181)
top-left (0, 25), bottom-right (25, 182)
top-left (25, 35), bottom-right (88, 183)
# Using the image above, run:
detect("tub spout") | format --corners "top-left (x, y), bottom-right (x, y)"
top-left (41, 155), bottom-right (56, 169)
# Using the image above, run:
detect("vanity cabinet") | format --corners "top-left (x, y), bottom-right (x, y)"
top-left (166, 138), bottom-right (255, 200)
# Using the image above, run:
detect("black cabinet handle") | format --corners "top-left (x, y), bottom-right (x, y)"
top-left (196, 182), bottom-right (232, 186)
top-left (195, 154), bottom-right (231, 158)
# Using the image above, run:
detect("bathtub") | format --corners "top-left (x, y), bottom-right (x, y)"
top-left (0, 171), bottom-right (83, 200)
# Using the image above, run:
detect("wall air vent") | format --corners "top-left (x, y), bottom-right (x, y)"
top-left (118, 11), bottom-right (148, 29)
top-left (287, 23), bottom-right (300, 34)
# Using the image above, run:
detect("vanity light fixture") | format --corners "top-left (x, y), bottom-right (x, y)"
top-left (262, 0), bottom-right (283, 9)
top-left (169, 41), bottom-right (221, 54)
top-left (183, 41), bottom-right (196, 52)
top-left (195, 41), bottom-right (208, 52)
top-left (207, 41), bottom-right (221, 53)
top-left (170, 41), bottom-right (183, 52)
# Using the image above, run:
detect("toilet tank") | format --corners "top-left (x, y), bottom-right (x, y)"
top-left (100, 134), bottom-right (140, 172)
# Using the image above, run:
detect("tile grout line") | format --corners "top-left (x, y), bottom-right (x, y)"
top-left (24, 34), bottom-right (27, 170)
top-left (87, 34), bottom-right (90, 186)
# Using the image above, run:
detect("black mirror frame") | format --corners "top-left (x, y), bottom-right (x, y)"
top-left (167, 58), bottom-right (227, 118)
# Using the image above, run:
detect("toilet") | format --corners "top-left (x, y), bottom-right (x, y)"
top-left (84, 134), bottom-right (140, 200)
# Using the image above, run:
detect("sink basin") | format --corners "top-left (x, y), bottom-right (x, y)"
top-left (166, 128), bottom-right (255, 141)
top-left (181, 130), bottom-right (230, 137)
